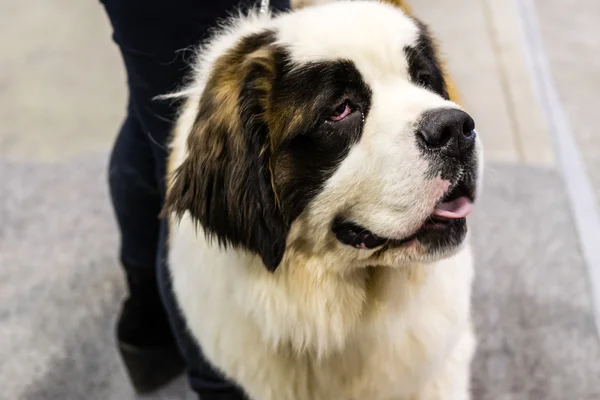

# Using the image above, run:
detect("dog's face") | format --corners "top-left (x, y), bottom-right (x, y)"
top-left (164, 1), bottom-right (483, 271)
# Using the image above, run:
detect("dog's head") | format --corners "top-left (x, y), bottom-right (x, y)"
top-left (164, 1), bottom-right (483, 271)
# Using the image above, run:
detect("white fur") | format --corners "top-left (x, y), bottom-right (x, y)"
top-left (167, 2), bottom-right (481, 399)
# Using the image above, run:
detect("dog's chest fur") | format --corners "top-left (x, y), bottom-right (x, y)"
top-left (168, 215), bottom-right (474, 400)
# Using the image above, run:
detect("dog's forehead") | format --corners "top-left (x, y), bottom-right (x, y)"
top-left (273, 1), bottom-right (420, 82)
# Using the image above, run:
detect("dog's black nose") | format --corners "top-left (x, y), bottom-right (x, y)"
top-left (417, 108), bottom-right (476, 158)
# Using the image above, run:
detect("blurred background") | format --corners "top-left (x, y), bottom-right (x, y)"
top-left (1, 0), bottom-right (599, 399)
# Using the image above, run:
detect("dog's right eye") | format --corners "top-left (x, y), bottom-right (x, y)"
top-left (329, 101), bottom-right (353, 121)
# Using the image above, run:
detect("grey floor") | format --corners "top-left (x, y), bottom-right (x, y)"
top-left (2, 0), bottom-right (600, 399)
top-left (2, 159), bottom-right (599, 399)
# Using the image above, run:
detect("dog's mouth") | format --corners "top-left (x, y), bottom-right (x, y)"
top-left (332, 180), bottom-right (475, 250)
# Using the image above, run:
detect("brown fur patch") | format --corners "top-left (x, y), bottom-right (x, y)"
top-left (163, 28), bottom-right (372, 271)
top-left (163, 30), bottom-right (291, 271)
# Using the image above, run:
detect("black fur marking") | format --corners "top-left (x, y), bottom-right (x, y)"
top-left (404, 21), bottom-right (449, 100)
top-left (271, 56), bottom-right (372, 223)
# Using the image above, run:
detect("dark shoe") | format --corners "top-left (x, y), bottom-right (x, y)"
top-left (117, 268), bottom-right (185, 394)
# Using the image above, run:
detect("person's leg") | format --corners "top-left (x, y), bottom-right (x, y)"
top-left (157, 223), bottom-right (251, 399)
top-left (102, 0), bottom-right (290, 397)
top-left (108, 99), bottom-right (185, 392)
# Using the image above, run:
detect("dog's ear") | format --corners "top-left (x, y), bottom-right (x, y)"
top-left (380, 0), bottom-right (460, 103)
top-left (163, 31), bottom-right (288, 272)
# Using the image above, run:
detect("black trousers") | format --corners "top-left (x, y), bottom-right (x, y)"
top-left (100, 0), bottom-right (290, 398)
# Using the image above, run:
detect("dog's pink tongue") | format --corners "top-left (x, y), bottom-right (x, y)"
top-left (433, 196), bottom-right (473, 219)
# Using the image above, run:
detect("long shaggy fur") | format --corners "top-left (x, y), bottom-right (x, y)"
top-left (164, 1), bottom-right (483, 399)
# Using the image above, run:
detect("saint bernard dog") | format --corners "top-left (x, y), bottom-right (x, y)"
top-left (162, 0), bottom-right (483, 399)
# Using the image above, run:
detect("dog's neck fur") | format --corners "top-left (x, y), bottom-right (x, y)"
top-left (230, 232), bottom-right (434, 358)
